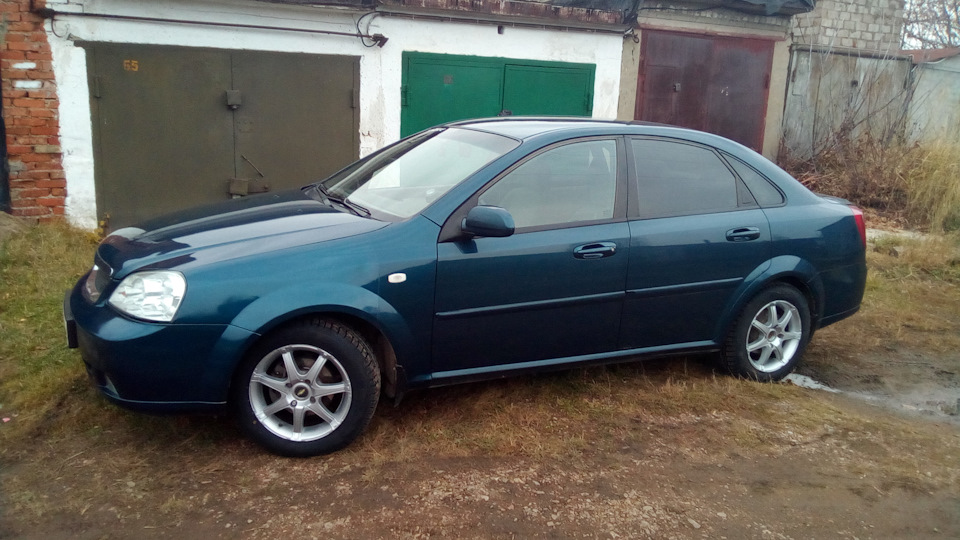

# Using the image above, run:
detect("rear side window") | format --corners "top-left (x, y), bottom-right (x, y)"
top-left (631, 139), bottom-right (739, 218)
top-left (724, 154), bottom-right (785, 207)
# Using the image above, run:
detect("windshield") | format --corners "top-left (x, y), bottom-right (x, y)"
top-left (322, 128), bottom-right (520, 220)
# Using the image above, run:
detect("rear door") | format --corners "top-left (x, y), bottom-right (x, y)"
top-left (619, 137), bottom-right (771, 349)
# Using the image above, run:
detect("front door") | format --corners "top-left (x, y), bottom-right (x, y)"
top-left (433, 139), bottom-right (628, 374)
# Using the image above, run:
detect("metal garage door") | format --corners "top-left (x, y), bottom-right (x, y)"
top-left (635, 30), bottom-right (774, 152)
top-left (401, 53), bottom-right (594, 137)
top-left (86, 43), bottom-right (359, 230)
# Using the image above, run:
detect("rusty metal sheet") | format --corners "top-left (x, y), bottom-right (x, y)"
top-left (635, 30), bottom-right (774, 152)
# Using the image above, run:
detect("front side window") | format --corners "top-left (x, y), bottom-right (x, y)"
top-left (478, 139), bottom-right (618, 229)
top-left (631, 139), bottom-right (740, 218)
top-left (325, 128), bottom-right (519, 219)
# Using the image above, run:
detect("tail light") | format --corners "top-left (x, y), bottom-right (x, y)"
top-left (850, 205), bottom-right (866, 249)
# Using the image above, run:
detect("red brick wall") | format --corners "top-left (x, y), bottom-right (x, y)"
top-left (1, 0), bottom-right (65, 221)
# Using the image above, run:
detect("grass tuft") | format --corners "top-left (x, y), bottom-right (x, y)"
top-left (0, 220), bottom-right (98, 443)
top-left (868, 233), bottom-right (960, 283)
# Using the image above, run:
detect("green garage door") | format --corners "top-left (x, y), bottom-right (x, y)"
top-left (401, 53), bottom-right (595, 137)
top-left (86, 43), bottom-right (359, 230)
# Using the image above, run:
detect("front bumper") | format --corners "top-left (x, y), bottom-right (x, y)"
top-left (65, 282), bottom-right (257, 413)
top-left (64, 289), bottom-right (78, 348)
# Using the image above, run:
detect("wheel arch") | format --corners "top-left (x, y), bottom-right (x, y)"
top-left (241, 311), bottom-right (403, 402)
top-left (216, 284), bottom-right (413, 403)
top-left (718, 255), bottom-right (824, 342)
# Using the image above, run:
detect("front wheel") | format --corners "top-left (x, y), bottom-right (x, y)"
top-left (233, 319), bottom-right (380, 457)
top-left (722, 285), bottom-right (811, 381)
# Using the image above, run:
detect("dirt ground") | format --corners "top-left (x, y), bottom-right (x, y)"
top-left (2, 340), bottom-right (959, 539)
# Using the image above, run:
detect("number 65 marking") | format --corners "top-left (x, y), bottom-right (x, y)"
top-left (123, 60), bottom-right (139, 72)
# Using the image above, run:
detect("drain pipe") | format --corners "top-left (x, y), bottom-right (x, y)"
top-left (0, 16), bottom-right (10, 214)
top-left (0, 99), bottom-right (9, 215)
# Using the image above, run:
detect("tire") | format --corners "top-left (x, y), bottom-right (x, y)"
top-left (722, 284), bottom-right (811, 382)
top-left (232, 318), bottom-right (380, 457)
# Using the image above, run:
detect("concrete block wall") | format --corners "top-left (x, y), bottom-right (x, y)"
top-left (792, 0), bottom-right (905, 53)
top-left (644, 4), bottom-right (791, 29)
top-left (1, 0), bottom-right (66, 221)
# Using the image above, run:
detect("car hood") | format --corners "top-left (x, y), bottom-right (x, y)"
top-left (95, 189), bottom-right (388, 278)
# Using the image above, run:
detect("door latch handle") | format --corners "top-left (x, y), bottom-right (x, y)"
top-left (726, 227), bottom-right (761, 242)
top-left (574, 242), bottom-right (617, 259)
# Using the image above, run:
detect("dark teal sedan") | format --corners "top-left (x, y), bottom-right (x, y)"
top-left (65, 118), bottom-right (867, 456)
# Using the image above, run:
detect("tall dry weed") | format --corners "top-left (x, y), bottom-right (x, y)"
top-left (781, 138), bottom-right (960, 232)
top-left (903, 142), bottom-right (960, 231)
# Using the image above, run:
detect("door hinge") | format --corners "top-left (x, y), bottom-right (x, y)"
top-left (400, 85), bottom-right (408, 107)
top-left (225, 89), bottom-right (242, 110)
top-left (585, 91), bottom-right (593, 115)
top-left (227, 177), bottom-right (270, 197)
top-left (92, 76), bottom-right (102, 99)
top-left (350, 87), bottom-right (359, 109)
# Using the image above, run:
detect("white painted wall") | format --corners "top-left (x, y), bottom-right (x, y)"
top-left (47, 0), bottom-right (624, 228)
top-left (908, 56), bottom-right (960, 143)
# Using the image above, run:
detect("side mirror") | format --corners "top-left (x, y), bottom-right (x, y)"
top-left (461, 205), bottom-right (515, 238)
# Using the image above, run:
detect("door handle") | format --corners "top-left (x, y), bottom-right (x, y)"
top-left (726, 227), bottom-right (761, 242)
top-left (574, 242), bottom-right (617, 259)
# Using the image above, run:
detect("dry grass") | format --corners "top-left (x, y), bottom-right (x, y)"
top-left (2, 222), bottom-right (957, 457)
top-left (782, 139), bottom-right (960, 232)
top-left (2, 222), bottom-right (960, 532)
top-left (0, 221), bottom-right (100, 442)
top-left (0, 222), bottom-right (803, 463)
top-left (347, 363), bottom-right (800, 464)
top-left (903, 143), bottom-right (960, 231)
top-left (870, 233), bottom-right (960, 283)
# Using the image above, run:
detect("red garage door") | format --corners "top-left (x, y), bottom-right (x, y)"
top-left (635, 30), bottom-right (775, 152)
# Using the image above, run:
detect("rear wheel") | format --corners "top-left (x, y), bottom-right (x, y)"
top-left (233, 319), bottom-right (380, 457)
top-left (722, 285), bottom-right (811, 381)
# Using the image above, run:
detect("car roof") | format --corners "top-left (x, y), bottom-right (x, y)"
top-left (447, 117), bottom-right (659, 139)
top-left (439, 117), bottom-right (820, 207)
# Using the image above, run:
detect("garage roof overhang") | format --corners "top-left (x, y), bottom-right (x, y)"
top-left (262, 0), bottom-right (816, 25)
top-left (901, 47), bottom-right (960, 64)
top-left (264, 0), bottom-right (630, 32)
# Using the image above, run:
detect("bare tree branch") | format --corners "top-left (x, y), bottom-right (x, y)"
top-left (903, 0), bottom-right (960, 48)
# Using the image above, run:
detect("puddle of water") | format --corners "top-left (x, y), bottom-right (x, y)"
top-left (788, 373), bottom-right (960, 423)
top-left (784, 374), bottom-right (840, 393)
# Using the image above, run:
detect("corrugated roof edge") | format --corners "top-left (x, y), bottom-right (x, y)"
top-left (901, 47), bottom-right (960, 64)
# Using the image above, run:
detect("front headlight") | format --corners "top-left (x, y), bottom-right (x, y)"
top-left (108, 271), bottom-right (186, 322)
